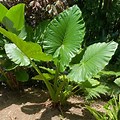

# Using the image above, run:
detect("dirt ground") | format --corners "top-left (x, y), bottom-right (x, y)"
top-left (0, 84), bottom-right (106, 120)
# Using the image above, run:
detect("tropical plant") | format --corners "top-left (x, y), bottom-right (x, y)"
top-left (0, 3), bottom-right (29, 89)
top-left (86, 94), bottom-right (120, 120)
top-left (94, 70), bottom-right (120, 97)
top-left (80, 78), bottom-right (109, 100)
top-left (77, 0), bottom-right (120, 80)
top-left (0, 3), bottom-right (118, 105)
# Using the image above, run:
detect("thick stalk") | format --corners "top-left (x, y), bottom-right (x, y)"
top-left (54, 63), bottom-right (60, 91)
top-left (55, 79), bottom-right (66, 102)
top-left (55, 75), bottom-right (68, 104)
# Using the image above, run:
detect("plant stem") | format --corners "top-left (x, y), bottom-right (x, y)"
top-left (72, 85), bottom-right (79, 91)
top-left (30, 60), bottom-right (55, 101)
top-left (72, 88), bottom-right (81, 95)
top-left (54, 63), bottom-right (59, 90)
top-left (0, 67), bottom-right (12, 88)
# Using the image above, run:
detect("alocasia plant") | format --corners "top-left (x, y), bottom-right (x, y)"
top-left (0, 3), bottom-right (118, 105)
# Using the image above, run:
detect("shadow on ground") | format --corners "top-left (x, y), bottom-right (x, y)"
top-left (0, 84), bottom-right (49, 110)
top-left (0, 84), bottom-right (99, 120)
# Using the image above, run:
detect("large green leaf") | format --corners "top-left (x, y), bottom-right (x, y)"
top-left (2, 4), bottom-right (25, 31)
top-left (0, 3), bottom-right (8, 22)
top-left (43, 5), bottom-right (85, 71)
top-left (0, 27), bottom-right (52, 62)
top-left (5, 44), bottom-right (30, 66)
top-left (68, 42), bottom-right (118, 82)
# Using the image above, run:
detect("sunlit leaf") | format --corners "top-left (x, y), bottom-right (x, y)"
top-left (32, 73), bottom-right (54, 81)
top-left (5, 43), bottom-right (30, 66)
top-left (2, 4), bottom-right (25, 31)
top-left (114, 78), bottom-right (120, 87)
top-left (39, 66), bottom-right (55, 74)
top-left (43, 5), bottom-right (85, 71)
top-left (68, 42), bottom-right (118, 82)
top-left (0, 27), bottom-right (52, 62)
top-left (0, 3), bottom-right (8, 22)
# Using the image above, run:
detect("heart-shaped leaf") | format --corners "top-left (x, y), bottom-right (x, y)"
top-left (68, 42), bottom-right (118, 82)
top-left (43, 5), bottom-right (85, 71)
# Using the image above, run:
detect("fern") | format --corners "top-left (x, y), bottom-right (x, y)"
top-left (85, 84), bottom-right (109, 100)
top-left (98, 70), bottom-right (120, 96)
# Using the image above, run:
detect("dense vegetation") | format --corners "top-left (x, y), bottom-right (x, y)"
top-left (0, 0), bottom-right (120, 119)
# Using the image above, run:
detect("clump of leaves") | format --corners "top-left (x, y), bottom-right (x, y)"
top-left (97, 70), bottom-right (120, 97)
top-left (80, 78), bottom-right (109, 100)
top-left (0, 3), bottom-right (118, 105)
top-left (0, 3), bottom-right (29, 89)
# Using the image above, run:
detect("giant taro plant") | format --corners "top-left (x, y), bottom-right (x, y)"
top-left (0, 3), bottom-right (29, 88)
top-left (0, 3), bottom-right (118, 105)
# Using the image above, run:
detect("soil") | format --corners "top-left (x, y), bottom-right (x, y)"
top-left (0, 84), bottom-right (106, 120)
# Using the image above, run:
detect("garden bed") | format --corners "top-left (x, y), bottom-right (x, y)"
top-left (0, 84), bottom-right (106, 120)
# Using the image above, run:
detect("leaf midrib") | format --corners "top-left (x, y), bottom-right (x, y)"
top-left (81, 43), bottom-right (110, 66)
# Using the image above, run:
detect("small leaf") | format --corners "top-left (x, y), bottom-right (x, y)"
top-left (32, 73), bottom-right (54, 81)
top-left (5, 43), bottom-right (30, 66)
top-left (15, 70), bottom-right (29, 82)
top-left (81, 79), bottom-right (100, 88)
top-left (32, 75), bottom-right (44, 80)
top-left (39, 66), bottom-right (55, 74)
top-left (100, 71), bottom-right (120, 77)
top-left (0, 3), bottom-right (8, 22)
top-left (18, 27), bottom-right (27, 39)
top-left (114, 78), bottom-right (120, 87)
top-left (88, 79), bottom-right (100, 87)
top-left (1, 59), bottom-right (18, 71)
top-left (43, 73), bottom-right (54, 80)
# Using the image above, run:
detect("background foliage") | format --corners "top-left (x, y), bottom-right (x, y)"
top-left (0, 0), bottom-right (120, 100)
